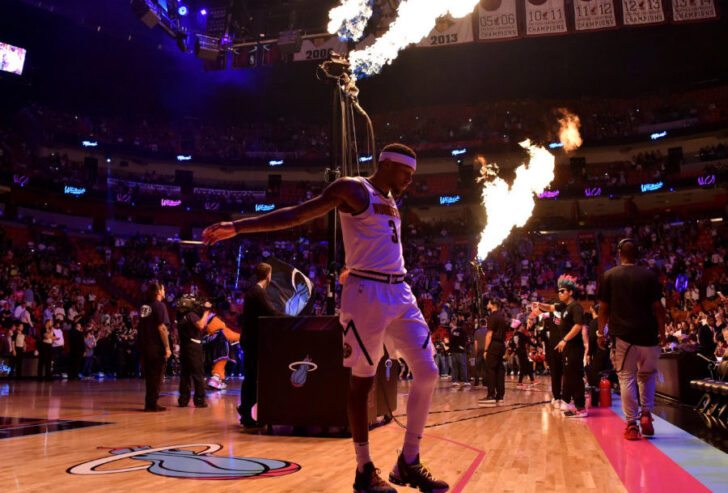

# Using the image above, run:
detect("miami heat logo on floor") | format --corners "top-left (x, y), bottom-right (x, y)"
top-left (67, 444), bottom-right (301, 479)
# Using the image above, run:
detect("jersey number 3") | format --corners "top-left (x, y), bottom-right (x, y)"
top-left (388, 220), bottom-right (399, 244)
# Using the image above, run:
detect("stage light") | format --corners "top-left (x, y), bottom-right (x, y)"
top-left (200, 9), bottom-right (207, 15)
top-left (178, 5), bottom-right (188, 16)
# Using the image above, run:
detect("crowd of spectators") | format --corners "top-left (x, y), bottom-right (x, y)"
top-left (1, 212), bottom-right (727, 383)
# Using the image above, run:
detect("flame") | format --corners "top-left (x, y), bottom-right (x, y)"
top-left (329, 0), bottom-right (479, 78)
top-left (557, 108), bottom-right (582, 152)
top-left (328, 0), bottom-right (374, 42)
top-left (476, 140), bottom-right (555, 261)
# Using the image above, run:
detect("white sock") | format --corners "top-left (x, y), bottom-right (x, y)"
top-left (354, 441), bottom-right (371, 472)
top-left (402, 432), bottom-right (421, 464)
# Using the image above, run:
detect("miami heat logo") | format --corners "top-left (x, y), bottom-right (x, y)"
top-left (67, 444), bottom-right (300, 479)
top-left (289, 356), bottom-right (318, 388)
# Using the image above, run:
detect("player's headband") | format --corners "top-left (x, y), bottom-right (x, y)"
top-left (379, 151), bottom-right (416, 170)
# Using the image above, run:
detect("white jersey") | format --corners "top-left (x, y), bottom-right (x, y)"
top-left (339, 177), bottom-right (405, 275)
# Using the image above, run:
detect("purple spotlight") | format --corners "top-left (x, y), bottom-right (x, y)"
top-left (200, 8), bottom-right (207, 15)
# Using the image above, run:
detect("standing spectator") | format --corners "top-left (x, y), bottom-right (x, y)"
top-left (68, 322), bottom-right (85, 380)
top-left (598, 239), bottom-right (666, 440)
top-left (138, 281), bottom-right (171, 412)
top-left (433, 334), bottom-right (450, 378)
top-left (37, 320), bottom-right (54, 380)
top-left (51, 321), bottom-right (65, 377)
top-left (82, 329), bottom-right (97, 377)
top-left (472, 319), bottom-right (487, 387)
top-left (11, 323), bottom-right (25, 379)
top-left (448, 319), bottom-right (468, 389)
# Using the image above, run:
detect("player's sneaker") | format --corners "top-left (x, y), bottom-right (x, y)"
top-left (624, 421), bottom-right (642, 440)
top-left (354, 462), bottom-right (396, 493)
top-left (640, 411), bottom-right (655, 436)
top-left (390, 453), bottom-right (449, 493)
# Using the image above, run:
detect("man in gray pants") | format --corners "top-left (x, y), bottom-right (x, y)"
top-left (597, 239), bottom-right (666, 440)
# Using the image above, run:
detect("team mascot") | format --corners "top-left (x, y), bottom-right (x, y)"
top-left (203, 313), bottom-right (241, 390)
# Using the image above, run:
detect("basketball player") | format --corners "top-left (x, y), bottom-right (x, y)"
top-left (203, 143), bottom-right (448, 493)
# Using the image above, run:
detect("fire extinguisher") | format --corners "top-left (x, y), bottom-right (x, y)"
top-left (599, 377), bottom-right (612, 407)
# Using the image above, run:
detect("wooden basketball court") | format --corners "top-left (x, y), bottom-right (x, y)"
top-left (1, 376), bottom-right (725, 492)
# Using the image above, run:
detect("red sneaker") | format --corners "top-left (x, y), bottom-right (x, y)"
top-left (640, 412), bottom-right (655, 437)
top-left (624, 421), bottom-right (642, 440)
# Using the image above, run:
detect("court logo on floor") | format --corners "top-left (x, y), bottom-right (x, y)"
top-left (67, 444), bottom-right (301, 479)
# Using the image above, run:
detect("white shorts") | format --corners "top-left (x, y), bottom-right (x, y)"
top-left (339, 276), bottom-right (434, 377)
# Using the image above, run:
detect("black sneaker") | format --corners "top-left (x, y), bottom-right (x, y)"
top-left (178, 399), bottom-right (189, 408)
top-left (194, 402), bottom-right (208, 408)
top-left (144, 404), bottom-right (166, 412)
top-left (478, 396), bottom-right (497, 407)
top-left (354, 462), bottom-right (397, 493)
top-left (389, 453), bottom-right (449, 493)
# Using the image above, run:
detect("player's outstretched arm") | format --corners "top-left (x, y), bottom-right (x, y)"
top-left (202, 178), bottom-right (366, 245)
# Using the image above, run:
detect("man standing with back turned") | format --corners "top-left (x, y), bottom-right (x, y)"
top-left (598, 238), bottom-right (666, 440)
top-left (203, 143), bottom-right (448, 493)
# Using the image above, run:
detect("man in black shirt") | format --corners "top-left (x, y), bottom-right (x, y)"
top-left (479, 299), bottom-right (507, 406)
top-left (532, 301), bottom-right (564, 407)
top-left (598, 239), bottom-right (666, 440)
top-left (539, 275), bottom-right (588, 417)
top-left (177, 298), bottom-right (211, 408)
top-left (238, 263), bottom-right (285, 427)
top-left (138, 282), bottom-right (171, 412)
top-left (449, 320), bottom-right (468, 389)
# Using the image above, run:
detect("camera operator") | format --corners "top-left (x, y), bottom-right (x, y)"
top-left (177, 297), bottom-right (211, 408)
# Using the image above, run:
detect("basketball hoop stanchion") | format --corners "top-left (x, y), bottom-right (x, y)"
top-left (317, 53), bottom-right (376, 315)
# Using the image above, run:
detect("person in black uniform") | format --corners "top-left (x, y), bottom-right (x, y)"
top-left (177, 297), bottom-right (211, 408)
top-left (515, 319), bottom-right (537, 387)
top-left (238, 263), bottom-right (285, 427)
top-left (138, 281), bottom-right (171, 412)
top-left (479, 298), bottom-right (507, 406)
top-left (538, 275), bottom-right (588, 417)
top-left (532, 298), bottom-right (564, 407)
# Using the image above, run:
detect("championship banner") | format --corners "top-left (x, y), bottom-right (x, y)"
top-left (416, 14), bottom-right (475, 48)
top-left (525, 0), bottom-right (568, 36)
top-left (477, 1), bottom-right (520, 41)
top-left (671, 0), bottom-right (717, 22)
top-left (293, 36), bottom-right (348, 62)
top-left (621, 0), bottom-right (666, 25)
top-left (573, 0), bottom-right (618, 31)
